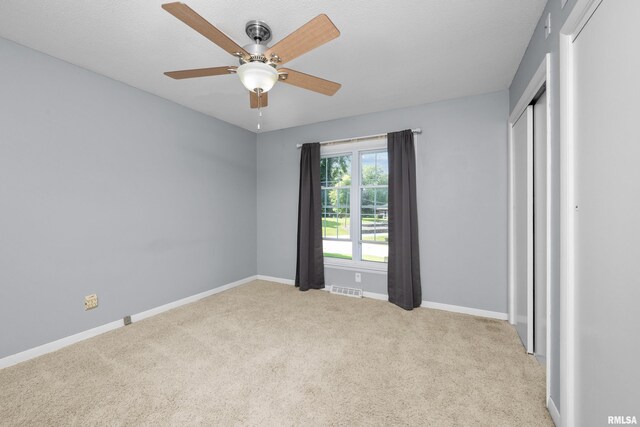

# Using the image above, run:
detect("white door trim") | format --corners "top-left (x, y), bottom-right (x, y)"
top-left (508, 53), bottom-right (552, 402)
top-left (525, 105), bottom-right (534, 355)
top-left (508, 122), bottom-right (515, 324)
top-left (559, 1), bottom-right (603, 426)
top-left (543, 61), bottom-right (553, 410)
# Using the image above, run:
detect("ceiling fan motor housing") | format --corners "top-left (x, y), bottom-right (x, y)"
top-left (241, 43), bottom-right (268, 63)
top-left (241, 21), bottom-right (276, 66)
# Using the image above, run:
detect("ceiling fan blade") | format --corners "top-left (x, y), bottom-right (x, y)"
top-left (278, 68), bottom-right (341, 96)
top-left (265, 14), bottom-right (339, 65)
top-left (250, 91), bottom-right (268, 109)
top-left (164, 66), bottom-right (237, 80)
top-left (162, 2), bottom-right (249, 59)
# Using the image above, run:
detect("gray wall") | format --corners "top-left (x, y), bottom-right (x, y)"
top-left (257, 91), bottom-right (509, 314)
top-left (0, 37), bottom-right (257, 359)
top-left (508, 0), bottom-right (579, 416)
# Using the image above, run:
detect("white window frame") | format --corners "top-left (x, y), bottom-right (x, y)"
top-left (321, 138), bottom-right (388, 272)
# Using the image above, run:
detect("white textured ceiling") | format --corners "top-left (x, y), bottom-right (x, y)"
top-left (0, 0), bottom-right (545, 132)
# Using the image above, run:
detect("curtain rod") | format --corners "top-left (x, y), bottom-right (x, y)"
top-left (296, 128), bottom-right (422, 149)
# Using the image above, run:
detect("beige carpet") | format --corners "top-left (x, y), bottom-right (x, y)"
top-left (0, 280), bottom-right (552, 426)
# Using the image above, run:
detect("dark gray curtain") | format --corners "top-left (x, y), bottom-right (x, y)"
top-left (295, 142), bottom-right (325, 291)
top-left (387, 130), bottom-right (422, 309)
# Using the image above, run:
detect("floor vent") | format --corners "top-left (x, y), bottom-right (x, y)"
top-left (330, 285), bottom-right (363, 298)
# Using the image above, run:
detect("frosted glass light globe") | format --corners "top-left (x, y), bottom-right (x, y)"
top-left (237, 62), bottom-right (278, 93)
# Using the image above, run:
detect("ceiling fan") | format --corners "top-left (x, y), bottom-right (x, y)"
top-left (162, 2), bottom-right (342, 110)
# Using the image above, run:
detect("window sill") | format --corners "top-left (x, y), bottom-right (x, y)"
top-left (323, 260), bottom-right (387, 275)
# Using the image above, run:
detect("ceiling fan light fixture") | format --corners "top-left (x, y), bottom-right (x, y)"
top-left (237, 62), bottom-right (278, 93)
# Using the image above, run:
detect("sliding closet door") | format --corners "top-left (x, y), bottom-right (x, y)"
top-left (533, 91), bottom-right (547, 364)
top-left (512, 106), bottom-right (533, 353)
top-left (572, 0), bottom-right (640, 423)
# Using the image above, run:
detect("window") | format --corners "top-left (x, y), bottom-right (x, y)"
top-left (321, 140), bottom-right (389, 269)
top-left (360, 151), bottom-right (389, 262)
top-left (320, 155), bottom-right (352, 260)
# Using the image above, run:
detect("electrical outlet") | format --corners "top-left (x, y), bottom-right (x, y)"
top-left (123, 315), bottom-right (132, 326)
top-left (84, 294), bottom-right (98, 310)
top-left (355, 273), bottom-right (362, 283)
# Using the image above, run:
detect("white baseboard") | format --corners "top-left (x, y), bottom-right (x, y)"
top-left (547, 396), bottom-right (561, 427)
top-left (256, 276), bottom-right (508, 320)
top-left (420, 300), bottom-right (508, 320)
top-left (362, 291), bottom-right (387, 301)
top-left (0, 319), bottom-right (123, 371)
top-left (256, 275), bottom-right (295, 286)
top-left (0, 275), bottom-right (258, 370)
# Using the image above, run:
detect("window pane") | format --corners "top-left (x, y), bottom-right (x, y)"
top-left (377, 151), bottom-right (389, 175)
top-left (323, 240), bottom-right (352, 260)
top-left (336, 188), bottom-right (350, 208)
top-left (362, 242), bottom-right (388, 263)
top-left (326, 157), bottom-right (336, 186)
top-left (361, 188), bottom-right (374, 207)
top-left (361, 209), bottom-right (388, 242)
top-left (327, 188), bottom-right (337, 207)
top-left (327, 155), bottom-right (351, 187)
top-left (361, 151), bottom-right (388, 186)
top-left (361, 152), bottom-right (376, 185)
top-left (360, 185), bottom-right (389, 242)
top-left (376, 188), bottom-right (388, 206)
top-left (361, 211), bottom-right (375, 241)
top-left (363, 218), bottom-right (388, 242)
top-left (373, 212), bottom-right (388, 243)
top-left (322, 207), bottom-right (327, 238)
top-left (322, 213), bottom-right (349, 240)
top-left (336, 210), bottom-right (350, 239)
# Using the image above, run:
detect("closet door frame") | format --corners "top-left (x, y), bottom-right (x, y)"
top-left (508, 53), bottom-right (551, 401)
top-left (559, 1), bottom-right (605, 425)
